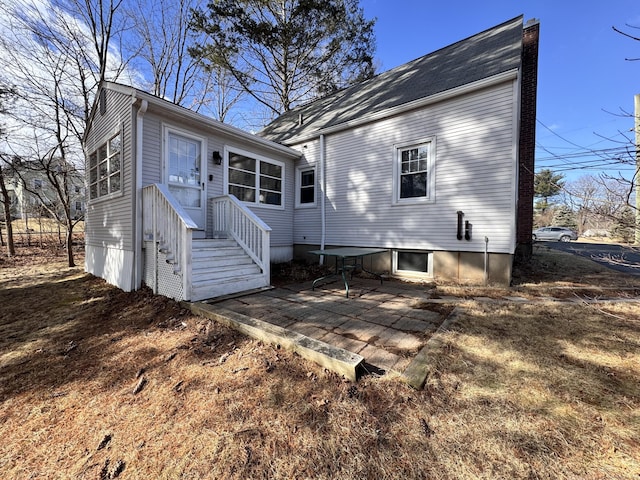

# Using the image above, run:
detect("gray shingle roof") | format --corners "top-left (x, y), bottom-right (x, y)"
top-left (261, 16), bottom-right (523, 143)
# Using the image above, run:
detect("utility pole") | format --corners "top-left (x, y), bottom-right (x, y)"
top-left (636, 94), bottom-right (640, 244)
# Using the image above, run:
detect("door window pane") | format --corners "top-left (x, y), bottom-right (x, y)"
top-left (168, 133), bottom-right (202, 208)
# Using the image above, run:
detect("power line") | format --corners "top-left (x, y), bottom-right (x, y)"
top-left (535, 119), bottom-right (635, 174)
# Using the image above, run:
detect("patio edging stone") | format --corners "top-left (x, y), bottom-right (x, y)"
top-left (187, 301), bottom-right (364, 381)
top-left (400, 306), bottom-right (463, 389)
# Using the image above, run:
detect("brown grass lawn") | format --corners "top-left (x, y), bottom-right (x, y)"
top-left (1, 245), bottom-right (639, 479)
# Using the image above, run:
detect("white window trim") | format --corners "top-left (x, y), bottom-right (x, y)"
top-left (392, 137), bottom-right (436, 205)
top-left (392, 249), bottom-right (433, 278)
top-left (87, 125), bottom-right (124, 204)
top-left (295, 165), bottom-right (316, 208)
top-left (223, 146), bottom-right (285, 210)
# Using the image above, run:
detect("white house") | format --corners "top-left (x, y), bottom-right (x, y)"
top-left (83, 15), bottom-right (539, 301)
top-left (5, 161), bottom-right (85, 221)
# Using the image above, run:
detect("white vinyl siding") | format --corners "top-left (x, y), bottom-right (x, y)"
top-left (84, 88), bottom-right (134, 251)
top-left (292, 141), bottom-right (322, 244)
top-left (141, 113), bottom-right (163, 185)
top-left (141, 114), bottom-right (295, 249)
top-left (292, 79), bottom-right (517, 254)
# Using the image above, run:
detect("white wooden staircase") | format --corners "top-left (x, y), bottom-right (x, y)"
top-left (142, 184), bottom-right (271, 302)
top-left (191, 238), bottom-right (268, 300)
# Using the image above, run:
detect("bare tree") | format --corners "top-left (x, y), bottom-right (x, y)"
top-left (3, 0), bottom-right (130, 134)
top-left (0, 160), bottom-right (17, 256)
top-left (12, 156), bottom-right (84, 263)
top-left (126, 0), bottom-right (244, 121)
top-left (564, 173), bottom-right (635, 235)
top-left (201, 63), bottom-right (246, 123)
top-left (564, 175), bottom-right (607, 233)
top-left (613, 23), bottom-right (640, 61)
top-left (0, 0), bottom-right (128, 266)
top-left (0, 85), bottom-right (17, 256)
top-left (128, 0), bottom-right (200, 103)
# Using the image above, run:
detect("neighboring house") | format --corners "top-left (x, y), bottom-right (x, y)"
top-left (5, 162), bottom-right (85, 221)
top-left (83, 15), bottom-right (539, 301)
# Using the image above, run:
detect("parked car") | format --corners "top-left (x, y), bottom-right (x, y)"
top-left (532, 226), bottom-right (578, 242)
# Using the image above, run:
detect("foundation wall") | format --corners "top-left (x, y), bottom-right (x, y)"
top-left (292, 244), bottom-right (513, 286)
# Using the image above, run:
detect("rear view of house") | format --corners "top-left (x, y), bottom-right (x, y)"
top-left (83, 15), bottom-right (539, 300)
top-left (262, 15), bottom-right (539, 285)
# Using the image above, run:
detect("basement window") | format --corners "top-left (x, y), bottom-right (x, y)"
top-left (393, 250), bottom-right (432, 277)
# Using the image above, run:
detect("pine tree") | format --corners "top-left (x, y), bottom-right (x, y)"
top-left (552, 205), bottom-right (577, 230)
top-left (534, 169), bottom-right (565, 212)
top-left (610, 207), bottom-right (636, 243)
top-left (189, 0), bottom-right (376, 119)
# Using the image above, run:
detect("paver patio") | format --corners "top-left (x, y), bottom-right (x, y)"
top-left (209, 276), bottom-right (449, 376)
top-left (196, 272), bottom-right (640, 384)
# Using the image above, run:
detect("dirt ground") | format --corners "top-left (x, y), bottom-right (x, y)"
top-left (1, 246), bottom-right (639, 479)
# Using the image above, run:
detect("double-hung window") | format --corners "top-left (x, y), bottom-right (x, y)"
top-left (228, 150), bottom-right (283, 207)
top-left (88, 131), bottom-right (122, 200)
top-left (296, 166), bottom-right (316, 207)
top-left (394, 138), bottom-right (435, 204)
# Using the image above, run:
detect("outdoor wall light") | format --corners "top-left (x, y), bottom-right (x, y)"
top-left (212, 151), bottom-right (222, 165)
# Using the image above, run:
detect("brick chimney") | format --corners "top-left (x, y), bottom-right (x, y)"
top-left (515, 19), bottom-right (540, 261)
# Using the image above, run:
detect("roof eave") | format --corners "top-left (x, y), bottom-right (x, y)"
top-left (97, 82), bottom-right (302, 160)
top-left (277, 68), bottom-right (520, 145)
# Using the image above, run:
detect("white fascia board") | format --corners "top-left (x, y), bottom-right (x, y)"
top-left (102, 82), bottom-right (302, 160)
top-left (283, 68), bottom-right (520, 144)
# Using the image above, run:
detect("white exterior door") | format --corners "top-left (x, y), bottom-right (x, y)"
top-left (165, 129), bottom-right (207, 229)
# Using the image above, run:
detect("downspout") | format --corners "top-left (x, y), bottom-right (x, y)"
top-left (319, 134), bottom-right (326, 265)
top-left (133, 98), bottom-right (148, 289)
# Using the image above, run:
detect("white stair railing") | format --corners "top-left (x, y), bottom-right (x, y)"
top-left (210, 195), bottom-right (271, 282)
top-left (143, 184), bottom-right (198, 299)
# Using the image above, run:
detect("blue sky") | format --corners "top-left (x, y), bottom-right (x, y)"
top-left (361, 0), bottom-right (640, 181)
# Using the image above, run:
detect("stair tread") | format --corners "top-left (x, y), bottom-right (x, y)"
top-left (193, 261), bottom-right (260, 271)
top-left (192, 271), bottom-right (265, 284)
